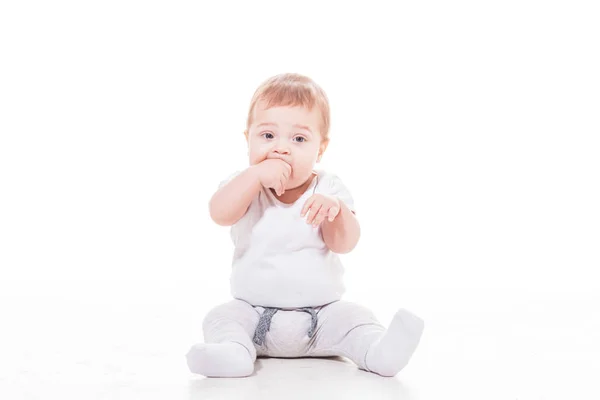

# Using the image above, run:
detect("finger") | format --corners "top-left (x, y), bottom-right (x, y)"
top-left (328, 206), bottom-right (340, 222)
top-left (313, 208), bottom-right (329, 226)
top-left (277, 159), bottom-right (292, 178)
top-left (306, 202), bottom-right (322, 224)
top-left (278, 167), bottom-right (289, 190)
top-left (282, 161), bottom-right (292, 178)
top-left (272, 178), bottom-right (282, 196)
top-left (281, 168), bottom-right (290, 185)
top-left (279, 176), bottom-right (286, 194)
top-left (301, 195), bottom-right (316, 217)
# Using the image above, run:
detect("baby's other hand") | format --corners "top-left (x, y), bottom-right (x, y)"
top-left (301, 194), bottom-right (341, 227)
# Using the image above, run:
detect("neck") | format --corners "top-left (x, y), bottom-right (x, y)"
top-left (272, 171), bottom-right (316, 204)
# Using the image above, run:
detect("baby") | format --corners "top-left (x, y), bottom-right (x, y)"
top-left (186, 73), bottom-right (424, 378)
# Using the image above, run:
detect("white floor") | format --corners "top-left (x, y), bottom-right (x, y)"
top-left (1, 281), bottom-right (598, 400)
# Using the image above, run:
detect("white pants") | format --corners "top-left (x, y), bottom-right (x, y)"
top-left (202, 299), bottom-right (386, 371)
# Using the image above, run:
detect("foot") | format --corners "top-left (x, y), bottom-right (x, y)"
top-left (186, 342), bottom-right (255, 378)
top-left (365, 308), bottom-right (425, 377)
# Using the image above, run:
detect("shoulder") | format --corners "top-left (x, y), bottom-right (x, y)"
top-left (314, 170), bottom-right (350, 191)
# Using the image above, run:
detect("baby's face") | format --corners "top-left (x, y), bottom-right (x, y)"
top-left (246, 102), bottom-right (325, 190)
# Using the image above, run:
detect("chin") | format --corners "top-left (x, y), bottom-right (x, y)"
top-left (291, 174), bottom-right (314, 190)
top-left (284, 181), bottom-right (299, 190)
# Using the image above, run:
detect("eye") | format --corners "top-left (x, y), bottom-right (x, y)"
top-left (293, 136), bottom-right (306, 143)
top-left (262, 132), bottom-right (274, 139)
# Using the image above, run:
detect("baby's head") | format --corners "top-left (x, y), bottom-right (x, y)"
top-left (244, 73), bottom-right (330, 190)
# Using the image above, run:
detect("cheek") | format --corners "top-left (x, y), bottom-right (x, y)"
top-left (248, 144), bottom-right (268, 165)
top-left (291, 151), bottom-right (318, 175)
top-left (299, 147), bottom-right (320, 165)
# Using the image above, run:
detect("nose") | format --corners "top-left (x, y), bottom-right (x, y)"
top-left (273, 142), bottom-right (290, 155)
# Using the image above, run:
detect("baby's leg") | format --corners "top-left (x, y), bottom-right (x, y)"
top-left (312, 301), bottom-right (424, 377)
top-left (186, 299), bottom-right (259, 378)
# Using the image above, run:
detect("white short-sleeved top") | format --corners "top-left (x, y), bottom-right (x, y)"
top-left (218, 169), bottom-right (355, 308)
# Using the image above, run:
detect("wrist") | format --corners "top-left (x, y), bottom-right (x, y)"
top-left (247, 164), bottom-right (263, 187)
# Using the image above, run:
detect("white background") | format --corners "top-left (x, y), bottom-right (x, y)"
top-left (1, 1), bottom-right (599, 399)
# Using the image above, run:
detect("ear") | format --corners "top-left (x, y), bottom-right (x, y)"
top-left (244, 130), bottom-right (249, 142)
top-left (317, 138), bottom-right (329, 162)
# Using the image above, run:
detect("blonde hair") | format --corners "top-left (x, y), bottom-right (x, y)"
top-left (246, 73), bottom-right (331, 140)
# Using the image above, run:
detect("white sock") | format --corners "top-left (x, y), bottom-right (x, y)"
top-left (186, 341), bottom-right (255, 378)
top-left (365, 308), bottom-right (425, 377)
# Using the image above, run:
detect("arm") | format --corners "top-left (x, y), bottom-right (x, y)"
top-left (321, 199), bottom-right (361, 254)
top-left (209, 166), bottom-right (262, 226)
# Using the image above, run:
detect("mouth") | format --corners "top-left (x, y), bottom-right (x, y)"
top-left (267, 154), bottom-right (292, 165)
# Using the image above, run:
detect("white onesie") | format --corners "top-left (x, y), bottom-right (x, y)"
top-left (187, 169), bottom-right (425, 377)
top-left (222, 169), bottom-right (356, 308)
